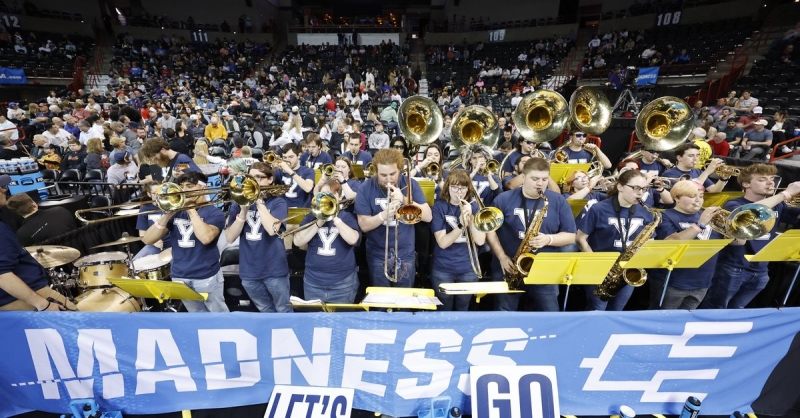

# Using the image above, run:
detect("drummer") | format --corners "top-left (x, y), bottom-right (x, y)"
top-left (134, 183), bottom-right (172, 260)
top-left (0, 221), bottom-right (74, 311)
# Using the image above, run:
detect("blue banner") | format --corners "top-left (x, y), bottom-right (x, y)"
top-left (1, 309), bottom-right (798, 417)
top-left (637, 67), bottom-right (660, 86)
top-left (0, 67), bottom-right (27, 84)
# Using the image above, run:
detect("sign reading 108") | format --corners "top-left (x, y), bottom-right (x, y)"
top-left (655, 11), bottom-right (682, 26)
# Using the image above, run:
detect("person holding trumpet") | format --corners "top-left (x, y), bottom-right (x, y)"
top-left (299, 134), bottom-right (333, 170)
top-left (330, 157), bottom-right (361, 201)
top-left (355, 148), bottom-right (432, 287)
top-left (430, 169), bottom-right (486, 311)
top-left (464, 145), bottom-right (502, 206)
top-left (410, 144), bottom-right (446, 198)
top-left (556, 130), bottom-right (613, 169)
top-left (701, 164), bottom-right (800, 309)
top-left (224, 162), bottom-right (291, 313)
top-left (661, 143), bottom-right (728, 193)
top-left (143, 171), bottom-right (229, 313)
top-left (649, 180), bottom-right (722, 310)
top-left (292, 179), bottom-right (361, 303)
top-left (634, 148), bottom-right (673, 176)
top-left (342, 133), bottom-right (372, 170)
top-left (273, 143), bottom-right (316, 208)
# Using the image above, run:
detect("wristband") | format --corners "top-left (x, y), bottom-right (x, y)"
top-left (781, 191), bottom-right (793, 200)
top-left (154, 222), bottom-right (166, 230)
top-left (546, 234), bottom-right (554, 246)
top-left (288, 171), bottom-right (296, 177)
top-left (691, 223), bottom-right (703, 233)
top-left (35, 301), bottom-right (51, 312)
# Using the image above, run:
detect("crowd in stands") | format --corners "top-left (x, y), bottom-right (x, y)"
top-left (116, 8), bottom-right (277, 35)
top-left (0, 29), bottom-right (91, 77)
top-left (0, 0), bottom-right (83, 22)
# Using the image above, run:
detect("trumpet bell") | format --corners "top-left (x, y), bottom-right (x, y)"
top-left (320, 164), bottom-right (335, 177)
top-left (451, 105), bottom-right (500, 149)
top-left (514, 90), bottom-right (570, 144)
top-left (229, 174), bottom-right (261, 206)
top-left (398, 96), bottom-right (443, 148)
top-left (474, 207), bottom-right (504, 232)
top-left (569, 86), bottom-right (612, 135)
top-left (635, 96), bottom-right (695, 151)
top-left (156, 183), bottom-right (185, 211)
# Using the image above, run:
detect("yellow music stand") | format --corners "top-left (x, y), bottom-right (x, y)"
top-left (351, 164), bottom-right (365, 180)
top-left (744, 230), bottom-right (800, 306)
top-left (361, 286), bottom-right (440, 311)
top-left (550, 163), bottom-right (591, 187)
top-left (568, 199), bottom-right (589, 218)
top-left (619, 239), bottom-right (732, 307)
top-left (286, 207), bottom-right (311, 225)
top-left (438, 281), bottom-right (524, 303)
top-left (290, 302), bottom-right (369, 312)
top-left (702, 192), bottom-right (744, 208)
top-left (314, 169), bottom-right (322, 183)
top-left (108, 278), bottom-right (207, 304)
top-left (524, 252), bottom-right (618, 311)
top-left (417, 179), bottom-right (437, 206)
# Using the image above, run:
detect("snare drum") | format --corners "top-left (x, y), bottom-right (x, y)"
top-left (75, 288), bottom-right (142, 312)
top-left (74, 252), bottom-right (129, 288)
top-left (133, 254), bottom-right (171, 280)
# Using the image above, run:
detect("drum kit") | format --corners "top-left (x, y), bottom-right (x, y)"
top-left (25, 233), bottom-right (176, 313)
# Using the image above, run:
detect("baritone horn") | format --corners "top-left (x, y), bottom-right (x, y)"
top-left (569, 86), bottom-right (612, 135)
top-left (514, 89), bottom-right (570, 144)
top-left (635, 96), bottom-right (695, 151)
top-left (709, 203), bottom-right (776, 240)
top-left (398, 95), bottom-right (443, 154)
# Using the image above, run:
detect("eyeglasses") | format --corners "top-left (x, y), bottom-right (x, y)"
top-left (522, 140), bottom-right (535, 145)
top-left (251, 174), bottom-right (269, 180)
top-left (449, 185), bottom-right (468, 192)
top-left (623, 184), bottom-right (650, 193)
top-left (574, 133), bottom-right (586, 138)
top-left (393, 145), bottom-right (405, 149)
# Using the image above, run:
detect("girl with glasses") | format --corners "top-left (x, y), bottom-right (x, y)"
top-left (577, 169), bottom-right (655, 311)
top-left (430, 169), bottom-right (486, 311)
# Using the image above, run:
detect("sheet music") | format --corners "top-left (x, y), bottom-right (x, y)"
top-left (290, 296), bottom-right (324, 305)
top-left (361, 293), bottom-right (442, 306)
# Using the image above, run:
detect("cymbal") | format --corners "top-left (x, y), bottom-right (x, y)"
top-left (91, 234), bottom-right (143, 249)
top-left (25, 245), bottom-right (81, 269)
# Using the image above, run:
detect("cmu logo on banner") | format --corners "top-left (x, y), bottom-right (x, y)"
top-left (471, 366), bottom-right (560, 418)
top-left (0, 67), bottom-right (28, 84)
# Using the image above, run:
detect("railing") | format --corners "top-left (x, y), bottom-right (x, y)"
top-left (288, 24), bottom-right (402, 34)
top-left (86, 35), bottom-right (107, 90)
top-left (46, 180), bottom-right (146, 204)
top-left (769, 135), bottom-right (800, 162)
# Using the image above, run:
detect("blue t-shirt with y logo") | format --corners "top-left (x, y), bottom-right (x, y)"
top-left (275, 167), bottom-right (316, 208)
top-left (227, 197), bottom-right (289, 280)
top-left (167, 205), bottom-right (225, 280)
top-left (431, 199), bottom-right (479, 274)
top-left (136, 203), bottom-right (172, 248)
top-left (471, 173), bottom-right (501, 206)
top-left (300, 210), bottom-right (360, 285)
top-left (578, 197), bottom-right (654, 253)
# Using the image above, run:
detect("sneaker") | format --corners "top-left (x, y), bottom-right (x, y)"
top-left (782, 145), bottom-right (792, 153)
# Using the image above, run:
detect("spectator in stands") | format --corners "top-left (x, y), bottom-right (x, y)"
top-left (707, 132), bottom-right (730, 157)
top-left (42, 122), bottom-right (72, 150)
top-left (63, 115), bottom-right (80, 138)
top-left (303, 106), bottom-right (318, 129)
top-left (61, 139), bottom-right (87, 172)
top-left (7, 193), bottom-right (77, 247)
top-left (74, 100), bottom-right (92, 121)
top-left (725, 90), bottom-right (739, 108)
top-left (0, 114), bottom-right (18, 141)
top-left (772, 110), bottom-right (797, 154)
top-left (708, 98), bottom-right (727, 118)
top-left (734, 90), bottom-right (758, 115)
top-left (109, 136), bottom-right (135, 163)
top-left (741, 120), bottom-right (773, 160)
top-left (38, 145), bottom-right (61, 170)
top-left (721, 117), bottom-right (745, 155)
top-left (380, 102), bottom-right (400, 137)
top-left (84, 138), bottom-right (108, 172)
top-left (368, 121), bottom-right (390, 149)
top-left (187, 115), bottom-right (206, 139)
top-left (111, 121), bottom-right (139, 154)
top-left (107, 151), bottom-right (139, 186)
top-left (0, 137), bottom-right (26, 160)
top-left (221, 111), bottom-right (239, 134)
top-left (739, 106), bottom-right (764, 132)
top-left (204, 116), bottom-right (227, 143)
top-left (674, 49), bottom-right (691, 64)
top-left (167, 128), bottom-right (190, 156)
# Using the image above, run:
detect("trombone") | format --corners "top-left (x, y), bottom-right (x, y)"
top-left (384, 158), bottom-right (423, 282)
top-left (75, 174), bottom-right (262, 224)
top-left (462, 181), bottom-right (505, 277)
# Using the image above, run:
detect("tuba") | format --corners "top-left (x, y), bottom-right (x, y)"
top-left (514, 89), bottom-right (570, 145)
top-left (398, 95), bottom-right (443, 154)
top-left (449, 105), bottom-right (499, 169)
top-left (569, 86), bottom-right (612, 135)
top-left (635, 96), bottom-right (695, 151)
top-left (506, 190), bottom-right (548, 290)
top-left (594, 199), bottom-right (662, 301)
top-left (709, 203), bottom-right (776, 240)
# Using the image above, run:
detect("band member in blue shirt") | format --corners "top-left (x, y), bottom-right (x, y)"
top-left (556, 131), bottom-right (612, 169)
top-left (355, 149), bottom-right (432, 287)
top-left (661, 143), bottom-right (727, 192)
top-left (274, 143), bottom-right (315, 208)
top-left (635, 148), bottom-right (672, 176)
top-left (224, 162), bottom-right (291, 312)
top-left (333, 157), bottom-right (360, 201)
top-left (463, 145), bottom-right (502, 206)
top-left (293, 179), bottom-right (361, 303)
top-left (134, 182), bottom-right (172, 260)
top-left (140, 137), bottom-right (201, 181)
top-left (410, 144), bottom-right (446, 199)
top-left (502, 154), bottom-right (531, 190)
top-left (500, 137), bottom-right (538, 178)
top-left (430, 169), bottom-right (485, 311)
top-left (701, 164), bottom-right (800, 309)
top-left (648, 180), bottom-right (722, 309)
top-left (577, 169), bottom-right (655, 311)
top-left (487, 158), bottom-right (577, 311)
top-left (342, 134), bottom-right (373, 169)
top-left (143, 171), bottom-right (229, 312)
top-left (299, 134), bottom-right (333, 169)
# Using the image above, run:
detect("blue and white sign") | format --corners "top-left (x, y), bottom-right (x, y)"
top-left (0, 309), bottom-right (799, 417)
top-left (0, 67), bottom-right (28, 84)
top-left (637, 67), bottom-right (660, 86)
top-left (471, 366), bottom-right (560, 418)
top-left (266, 385), bottom-right (353, 418)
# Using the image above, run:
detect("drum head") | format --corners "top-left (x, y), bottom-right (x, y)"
top-left (134, 254), bottom-right (170, 271)
top-left (75, 252), bottom-right (128, 267)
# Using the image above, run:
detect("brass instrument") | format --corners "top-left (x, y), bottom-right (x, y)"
top-left (264, 151), bottom-right (291, 166)
top-left (480, 159), bottom-right (500, 175)
top-left (320, 164), bottom-right (335, 177)
top-left (594, 198), bottom-right (662, 301)
top-left (553, 143), bottom-right (598, 164)
top-left (703, 161), bottom-right (744, 179)
top-left (423, 162), bottom-right (441, 179)
top-left (709, 203), bottom-right (776, 240)
top-left (634, 96), bottom-right (695, 151)
top-left (569, 86), bottom-right (612, 135)
top-left (384, 159), bottom-right (423, 282)
top-left (506, 189), bottom-right (548, 290)
top-left (279, 192), bottom-right (341, 239)
top-left (398, 95), bottom-right (444, 154)
top-left (514, 90), bottom-right (569, 144)
top-left (75, 175), bottom-right (262, 224)
top-left (463, 182), bottom-right (505, 277)
top-left (364, 162), bottom-right (376, 178)
top-left (773, 188), bottom-right (800, 207)
top-left (259, 184), bottom-right (292, 199)
top-left (449, 105), bottom-right (500, 169)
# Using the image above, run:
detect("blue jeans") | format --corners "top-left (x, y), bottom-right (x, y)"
top-left (304, 271), bottom-right (359, 303)
top-left (241, 274), bottom-right (294, 313)
top-left (430, 268), bottom-right (478, 311)
top-left (366, 254), bottom-right (416, 288)
top-left (174, 270), bottom-right (229, 313)
top-left (490, 268), bottom-right (520, 311)
top-left (585, 283), bottom-right (634, 311)
top-left (700, 266), bottom-right (769, 309)
top-left (133, 244), bottom-right (161, 261)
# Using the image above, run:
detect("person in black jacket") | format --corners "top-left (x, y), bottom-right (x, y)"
top-left (60, 139), bottom-right (87, 173)
top-left (167, 128), bottom-right (190, 156)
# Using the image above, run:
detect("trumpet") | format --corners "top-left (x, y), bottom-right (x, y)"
top-left (319, 164), bottom-right (335, 177)
top-left (75, 175), bottom-right (262, 224)
top-left (264, 151), bottom-right (290, 166)
top-left (479, 159), bottom-right (500, 175)
top-left (364, 162), bottom-right (376, 178)
top-left (423, 162), bottom-right (441, 179)
top-left (278, 192), bottom-right (341, 239)
top-left (703, 161), bottom-right (744, 179)
top-left (384, 158), bottom-right (423, 282)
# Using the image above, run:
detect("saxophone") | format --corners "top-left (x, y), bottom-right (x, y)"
top-left (505, 190), bottom-right (549, 290)
top-left (593, 198), bottom-right (661, 301)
